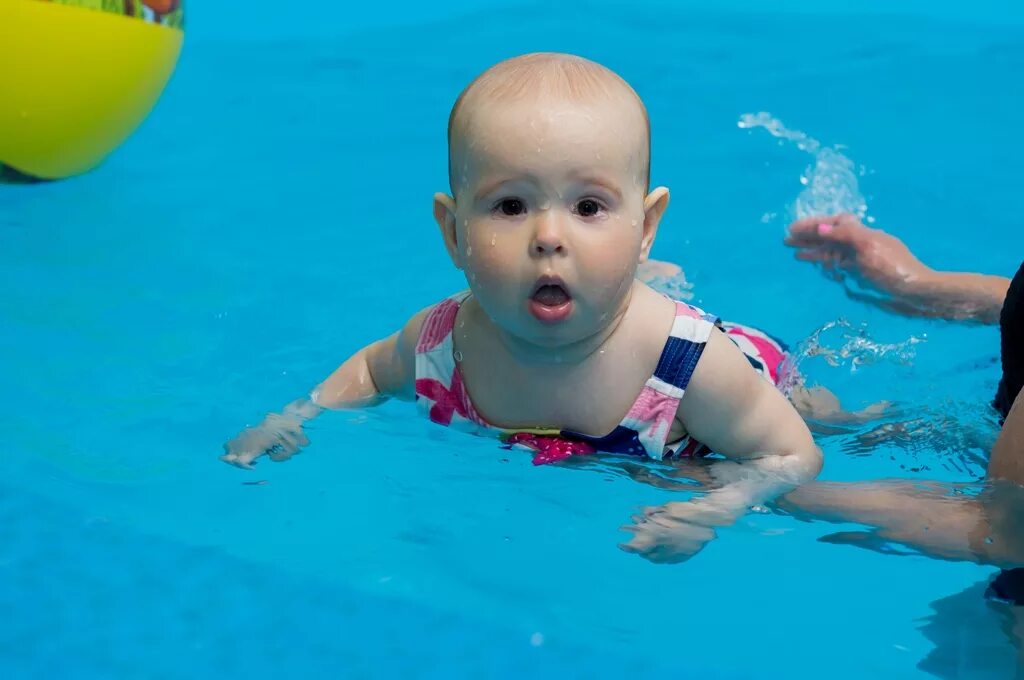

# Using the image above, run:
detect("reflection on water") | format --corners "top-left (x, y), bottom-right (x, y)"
top-left (917, 580), bottom-right (1024, 679)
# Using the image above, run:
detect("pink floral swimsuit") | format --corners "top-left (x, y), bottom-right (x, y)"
top-left (414, 291), bottom-right (792, 465)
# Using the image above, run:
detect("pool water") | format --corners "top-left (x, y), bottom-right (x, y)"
top-left (2, 2), bottom-right (1024, 677)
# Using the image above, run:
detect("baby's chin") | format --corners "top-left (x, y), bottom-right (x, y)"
top-left (472, 283), bottom-right (631, 347)
top-left (514, 305), bottom-right (622, 349)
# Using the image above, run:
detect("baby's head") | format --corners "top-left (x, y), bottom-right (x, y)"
top-left (433, 53), bottom-right (670, 349)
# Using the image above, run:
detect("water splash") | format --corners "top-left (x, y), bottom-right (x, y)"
top-left (786, 318), bottom-right (925, 376)
top-left (780, 320), bottom-right (997, 476)
top-left (738, 112), bottom-right (868, 221)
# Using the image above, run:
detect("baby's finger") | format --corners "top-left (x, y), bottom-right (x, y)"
top-left (219, 452), bottom-right (256, 470)
top-left (619, 533), bottom-right (658, 553)
top-left (636, 508), bottom-right (684, 530)
top-left (643, 547), bottom-right (692, 564)
top-left (275, 429), bottom-right (303, 452)
top-left (270, 440), bottom-right (305, 461)
top-left (619, 541), bottom-right (646, 555)
top-left (641, 508), bottom-right (680, 528)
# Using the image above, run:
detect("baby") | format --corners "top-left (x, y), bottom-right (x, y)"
top-left (223, 53), bottom-right (823, 559)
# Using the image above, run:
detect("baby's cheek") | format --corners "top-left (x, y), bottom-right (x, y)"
top-left (582, 232), bottom-right (641, 296)
top-left (464, 235), bottom-right (516, 290)
top-left (466, 224), bottom-right (515, 260)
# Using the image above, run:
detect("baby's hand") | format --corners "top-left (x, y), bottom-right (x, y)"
top-left (221, 413), bottom-right (309, 469)
top-left (784, 214), bottom-right (930, 297)
top-left (619, 500), bottom-right (738, 563)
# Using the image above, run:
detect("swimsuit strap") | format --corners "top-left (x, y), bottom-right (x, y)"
top-left (413, 294), bottom-right (722, 460)
top-left (563, 301), bottom-right (720, 460)
top-left (413, 291), bottom-right (486, 428)
top-left (621, 301), bottom-right (719, 457)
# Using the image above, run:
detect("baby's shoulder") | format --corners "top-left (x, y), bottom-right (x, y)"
top-left (396, 290), bottom-right (473, 355)
top-left (631, 284), bottom-right (719, 346)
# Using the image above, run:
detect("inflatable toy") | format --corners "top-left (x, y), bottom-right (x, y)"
top-left (0, 0), bottom-right (185, 181)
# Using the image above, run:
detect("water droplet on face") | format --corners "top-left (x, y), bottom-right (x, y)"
top-left (490, 234), bottom-right (496, 246)
top-left (538, 200), bottom-right (550, 211)
top-left (630, 219), bottom-right (638, 227)
top-left (466, 246), bottom-right (473, 256)
top-left (453, 350), bottom-right (464, 362)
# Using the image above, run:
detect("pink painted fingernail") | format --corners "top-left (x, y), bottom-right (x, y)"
top-left (817, 223), bottom-right (834, 235)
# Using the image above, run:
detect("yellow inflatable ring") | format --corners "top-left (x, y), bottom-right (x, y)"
top-left (0, 0), bottom-right (184, 180)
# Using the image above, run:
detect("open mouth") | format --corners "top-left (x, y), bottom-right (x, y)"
top-left (528, 277), bottom-right (573, 323)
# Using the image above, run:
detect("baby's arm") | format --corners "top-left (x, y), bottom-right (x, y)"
top-left (622, 329), bottom-right (821, 562)
top-left (679, 328), bottom-right (823, 505)
top-left (220, 308), bottom-right (429, 469)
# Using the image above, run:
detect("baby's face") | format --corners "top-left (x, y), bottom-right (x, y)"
top-left (443, 97), bottom-right (659, 348)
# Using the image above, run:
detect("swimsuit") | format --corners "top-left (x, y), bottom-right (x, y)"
top-left (987, 260), bottom-right (1024, 605)
top-left (413, 291), bottom-right (793, 465)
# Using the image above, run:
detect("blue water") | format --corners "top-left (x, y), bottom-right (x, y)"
top-left (3, 2), bottom-right (1024, 677)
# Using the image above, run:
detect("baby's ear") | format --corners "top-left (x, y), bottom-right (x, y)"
top-left (640, 187), bottom-right (670, 262)
top-left (432, 193), bottom-right (462, 269)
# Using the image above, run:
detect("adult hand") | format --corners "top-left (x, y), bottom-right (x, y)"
top-left (785, 214), bottom-right (931, 298)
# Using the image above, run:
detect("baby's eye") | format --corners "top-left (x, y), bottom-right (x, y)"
top-left (574, 198), bottom-right (605, 218)
top-left (493, 198), bottom-right (526, 216)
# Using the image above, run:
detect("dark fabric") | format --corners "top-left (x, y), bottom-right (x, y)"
top-left (994, 261), bottom-right (1024, 420)
top-left (987, 568), bottom-right (1024, 605)
top-left (989, 261), bottom-right (1024, 605)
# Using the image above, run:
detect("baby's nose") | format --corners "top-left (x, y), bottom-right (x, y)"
top-left (531, 212), bottom-right (567, 255)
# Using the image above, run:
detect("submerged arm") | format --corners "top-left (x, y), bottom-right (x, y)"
top-left (622, 329), bottom-right (822, 562)
top-left (220, 308), bottom-right (428, 469)
top-left (776, 392), bottom-right (1024, 567)
top-left (776, 479), bottom-right (1024, 568)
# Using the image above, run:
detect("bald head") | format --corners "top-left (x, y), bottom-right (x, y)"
top-left (447, 53), bottom-right (651, 197)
